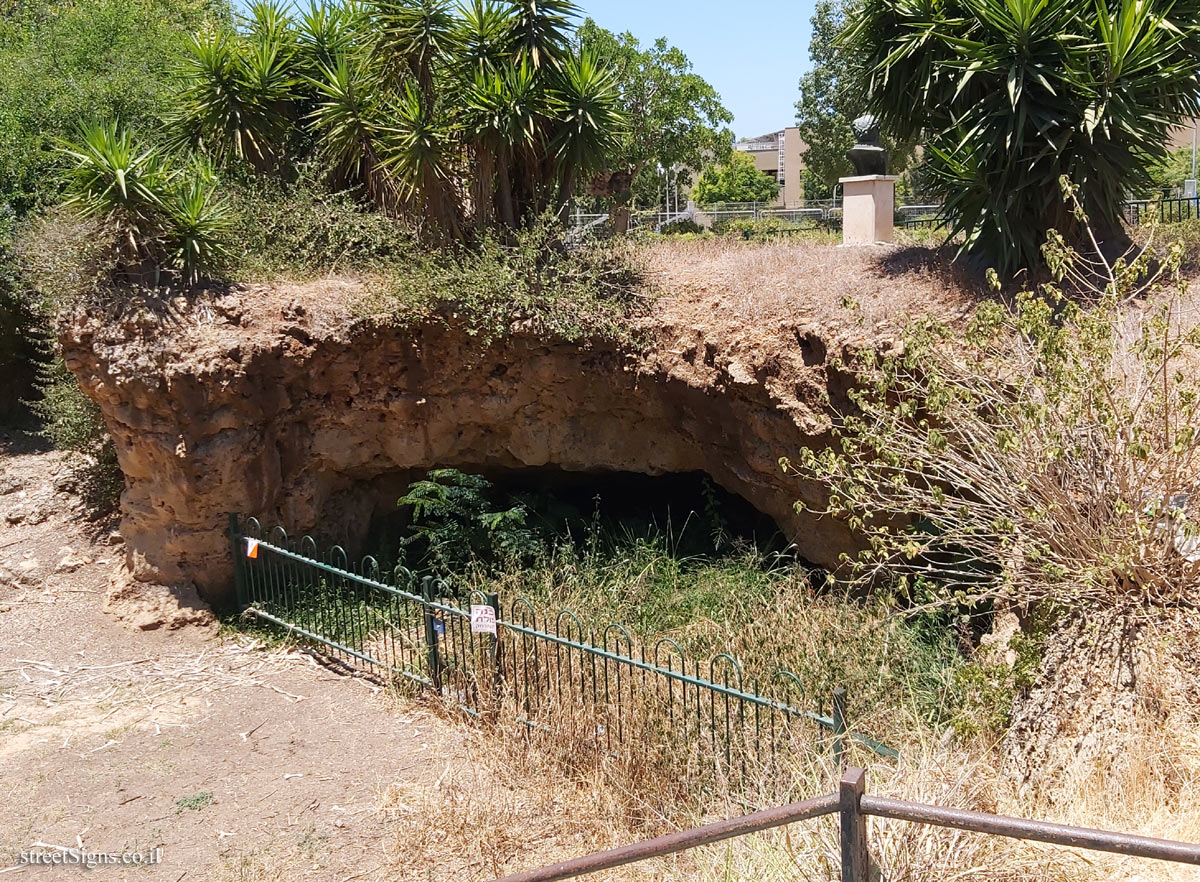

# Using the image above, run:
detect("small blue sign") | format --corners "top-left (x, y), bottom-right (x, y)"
top-left (433, 619), bottom-right (446, 636)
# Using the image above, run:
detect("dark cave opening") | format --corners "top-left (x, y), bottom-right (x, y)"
top-left (362, 467), bottom-right (816, 576)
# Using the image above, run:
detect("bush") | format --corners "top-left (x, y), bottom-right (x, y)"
top-left (658, 218), bottom-right (704, 235)
top-left (786, 183), bottom-right (1200, 609)
top-left (17, 208), bottom-right (121, 313)
top-left (0, 204), bottom-right (42, 418)
top-left (715, 216), bottom-right (799, 237)
top-left (0, 0), bottom-right (223, 215)
top-left (30, 354), bottom-right (124, 515)
top-left (225, 174), bottom-right (419, 278)
top-left (397, 469), bottom-right (541, 578)
top-left (361, 213), bottom-right (647, 345)
top-left (59, 122), bottom-right (232, 285)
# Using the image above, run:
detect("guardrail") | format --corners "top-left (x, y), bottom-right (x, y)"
top-left (492, 768), bottom-right (1200, 882)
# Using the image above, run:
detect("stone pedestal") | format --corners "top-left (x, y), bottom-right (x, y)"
top-left (839, 175), bottom-right (898, 245)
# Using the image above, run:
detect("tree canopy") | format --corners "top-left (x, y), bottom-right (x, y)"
top-left (151, 0), bottom-right (628, 246)
top-left (845, 0), bottom-right (1200, 274)
top-left (693, 150), bottom-right (780, 205)
top-left (794, 0), bottom-right (916, 197)
top-left (577, 21), bottom-right (732, 222)
top-left (0, 0), bottom-right (222, 214)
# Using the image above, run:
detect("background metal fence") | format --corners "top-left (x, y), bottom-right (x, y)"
top-left (231, 515), bottom-right (895, 787)
top-left (569, 197), bottom-right (1199, 235)
top-left (1123, 195), bottom-right (1200, 226)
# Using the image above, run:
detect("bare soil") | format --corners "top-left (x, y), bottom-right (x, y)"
top-left (0, 429), bottom-right (471, 882)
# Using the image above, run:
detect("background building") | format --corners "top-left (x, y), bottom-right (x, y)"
top-left (733, 127), bottom-right (808, 207)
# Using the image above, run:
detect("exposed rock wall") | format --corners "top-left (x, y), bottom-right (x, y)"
top-left (62, 285), bottom-right (863, 608)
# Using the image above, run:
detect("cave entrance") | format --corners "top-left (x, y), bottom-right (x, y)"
top-left (363, 468), bottom-right (799, 575)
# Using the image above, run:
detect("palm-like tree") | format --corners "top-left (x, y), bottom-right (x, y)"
top-left (60, 122), bottom-right (231, 283)
top-left (845, 0), bottom-right (1200, 274)
top-left (456, 0), bottom-right (516, 75)
top-left (547, 49), bottom-right (624, 218)
top-left (309, 52), bottom-right (394, 205)
top-left (170, 29), bottom-right (297, 171)
top-left (507, 0), bottom-right (578, 71)
top-left (61, 122), bottom-right (172, 266)
top-left (465, 61), bottom-right (541, 227)
top-left (169, 0), bottom-right (626, 241)
top-left (373, 0), bottom-right (457, 98)
top-left (383, 81), bottom-right (463, 240)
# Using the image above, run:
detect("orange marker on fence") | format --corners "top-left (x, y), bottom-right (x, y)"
top-left (246, 539), bottom-right (260, 559)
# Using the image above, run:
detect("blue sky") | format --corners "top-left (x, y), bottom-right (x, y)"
top-left (576, 0), bottom-right (818, 138)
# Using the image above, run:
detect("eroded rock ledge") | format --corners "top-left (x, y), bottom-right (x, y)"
top-left (62, 265), bottom-right (957, 609)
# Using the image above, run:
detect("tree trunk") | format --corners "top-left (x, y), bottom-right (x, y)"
top-left (612, 204), bottom-right (631, 234)
top-left (498, 146), bottom-right (517, 230)
top-left (557, 166), bottom-right (577, 225)
top-left (473, 144), bottom-right (496, 232)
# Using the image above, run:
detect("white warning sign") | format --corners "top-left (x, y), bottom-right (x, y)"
top-left (470, 604), bottom-right (497, 635)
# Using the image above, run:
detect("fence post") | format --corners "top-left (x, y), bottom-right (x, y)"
top-left (840, 767), bottom-right (869, 882)
top-left (421, 576), bottom-right (442, 692)
top-left (487, 591), bottom-right (503, 705)
top-left (229, 513), bottom-right (247, 611)
top-left (832, 687), bottom-right (848, 769)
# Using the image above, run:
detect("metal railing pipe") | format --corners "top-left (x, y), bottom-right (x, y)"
top-left (860, 796), bottom-right (1200, 865)
top-left (491, 792), bottom-right (840, 882)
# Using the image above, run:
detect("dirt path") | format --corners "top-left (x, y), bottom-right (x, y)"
top-left (0, 430), bottom-right (470, 881)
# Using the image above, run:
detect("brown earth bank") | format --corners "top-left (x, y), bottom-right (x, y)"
top-left (59, 241), bottom-right (980, 612)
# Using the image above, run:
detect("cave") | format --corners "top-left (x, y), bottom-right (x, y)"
top-left (361, 468), bottom-right (801, 574)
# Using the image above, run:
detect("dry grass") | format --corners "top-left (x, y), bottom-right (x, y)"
top-left (636, 237), bottom-right (983, 334)
top-left (374, 602), bottom-right (1200, 882)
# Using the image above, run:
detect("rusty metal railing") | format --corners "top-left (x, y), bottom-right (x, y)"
top-left (492, 768), bottom-right (1200, 882)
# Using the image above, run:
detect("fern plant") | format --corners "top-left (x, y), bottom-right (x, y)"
top-left (397, 469), bottom-right (541, 577)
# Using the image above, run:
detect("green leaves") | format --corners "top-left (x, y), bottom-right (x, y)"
top-left (845, 0), bottom-right (1200, 274)
top-left (58, 122), bottom-right (230, 284)
top-left (162, 0), bottom-right (636, 240)
top-left (169, 28), bottom-right (299, 171)
top-left (546, 48), bottom-right (625, 195)
top-left (693, 151), bottom-right (781, 205)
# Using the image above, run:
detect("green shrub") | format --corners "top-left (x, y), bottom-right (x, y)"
top-left (715, 216), bottom-right (796, 236)
top-left (225, 174), bottom-right (417, 278)
top-left (58, 122), bottom-right (232, 286)
top-left (30, 354), bottom-right (124, 515)
top-left (658, 217), bottom-right (703, 235)
top-left (361, 213), bottom-right (647, 345)
top-left (397, 469), bottom-right (542, 578)
top-left (0, 0), bottom-right (223, 215)
top-left (0, 204), bottom-right (41, 418)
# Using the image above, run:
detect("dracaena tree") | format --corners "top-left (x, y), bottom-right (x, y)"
top-left (843, 0), bottom-right (1200, 275)
top-left (163, 0), bottom-right (628, 242)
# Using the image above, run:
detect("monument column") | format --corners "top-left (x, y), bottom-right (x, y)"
top-left (839, 114), bottom-right (897, 246)
top-left (840, 174), bottom-right (899, 245)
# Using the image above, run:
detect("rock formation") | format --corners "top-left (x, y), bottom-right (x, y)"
top-left (60, 279), bottom-right (878, 610)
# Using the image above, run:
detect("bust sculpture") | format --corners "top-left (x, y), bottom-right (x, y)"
top-left (846, 114), bottom-right (888, 177)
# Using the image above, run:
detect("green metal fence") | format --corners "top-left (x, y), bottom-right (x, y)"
top-left (230, 515), bottom-right (895, 785)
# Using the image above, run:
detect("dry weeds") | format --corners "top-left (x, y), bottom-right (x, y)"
top-left (636, 237), bottom-right (982, 335)
top-left (375, 603), bottom-right (1200, 882)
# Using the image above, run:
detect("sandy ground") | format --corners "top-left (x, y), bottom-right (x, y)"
top-left (0, 429), bottom-right (470, 882)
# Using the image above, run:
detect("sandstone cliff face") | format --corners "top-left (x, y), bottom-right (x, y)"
top-left (61, 280), bottom-right (869, 608)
